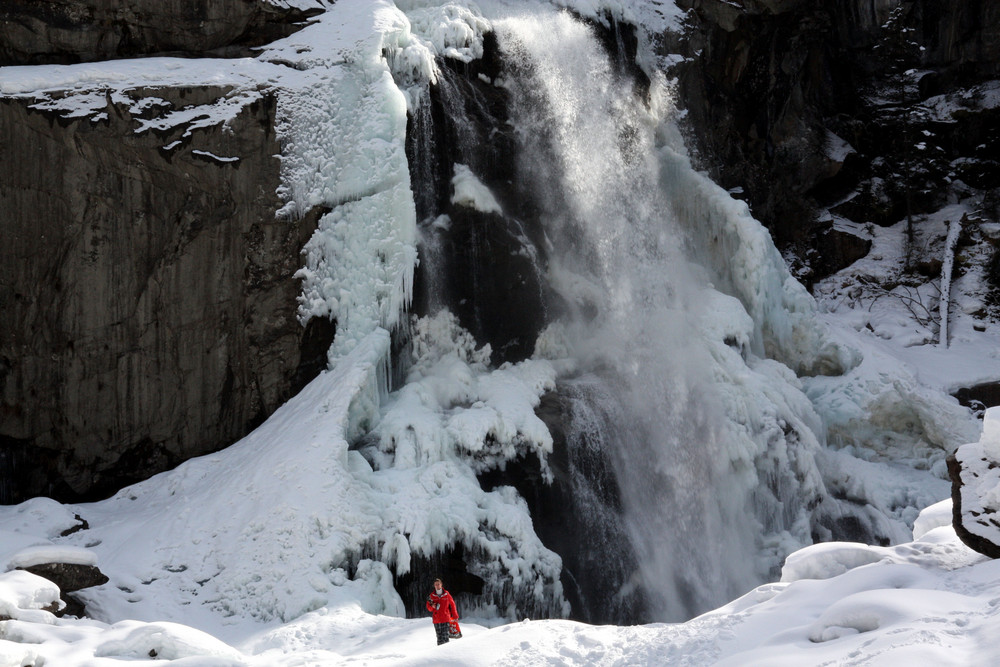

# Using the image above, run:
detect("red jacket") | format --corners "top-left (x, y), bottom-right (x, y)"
top-left (426, 589), bottom-right (458, 624)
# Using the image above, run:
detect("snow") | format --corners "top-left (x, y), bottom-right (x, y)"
top-left (4, 499), bottom-right (1000, 665)
top-left (825, 129), bottom-right (856, 163)
top-left (191, 150), bottom-right (241, 164)
top-left (451, 163), bottom-right (503, 214)
top-left (922, 79), bottom-right (1000, 123)
top-left (813, 204), bottom-right (1000, 395)
top-left (7, 547), bottom-right (97, 571)
top-left (912, 498), bottom-right (953, 539)
top-left (0, 571), bottom-right (63, 622)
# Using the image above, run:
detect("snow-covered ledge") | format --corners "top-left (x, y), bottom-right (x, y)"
top-left (949, 406), bottom-right (1000, 558)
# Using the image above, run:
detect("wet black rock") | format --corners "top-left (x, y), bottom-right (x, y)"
top-left (18, 560), bottom-right (110, 618)
top-left (406, 47), bottom-right (550, 366)
top-left (20, 562), bottom-right (110, 594)
top-left (954, 381), bottom-right (1000, 415)
top-left (479, 383), bottom-right (649, 625)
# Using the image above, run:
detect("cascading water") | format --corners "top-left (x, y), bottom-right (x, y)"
top-left (537, 375), bottom-right (651, 625)
top-left (491, 10), bottom-right (763, 620)
top-left (405, 56), bottom-right (549, 363)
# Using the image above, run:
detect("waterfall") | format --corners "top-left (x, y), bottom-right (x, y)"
top-left (491, 9), bottom-right (803, 620)
top-left (540, 375), bottom-right (651, 625)
top-left (375, 0), bottom-right (940, 624)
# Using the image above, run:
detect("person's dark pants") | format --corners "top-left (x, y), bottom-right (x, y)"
top-left (434, 622), bottom-right (450, 645)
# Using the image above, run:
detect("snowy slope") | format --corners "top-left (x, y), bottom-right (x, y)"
top-left (4, 498), bottom-right (1000, 665)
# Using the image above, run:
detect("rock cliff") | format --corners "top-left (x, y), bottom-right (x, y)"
top-left (0, 0), bottom-right (322, 66)
top-left (672, 0), bottom-right (1000, 284)
top-left (0, 86), bottom-right (332, 503)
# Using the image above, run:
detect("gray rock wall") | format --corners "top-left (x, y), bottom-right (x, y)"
top-left (0, 89), bottom-right (332, 502)
top-left (672, 0), bottom-right (1000, 283)
top-left (0, 0), bottom-right (321, 65)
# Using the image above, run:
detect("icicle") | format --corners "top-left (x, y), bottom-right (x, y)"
top-left (939, 215), bottom-right (961, 348)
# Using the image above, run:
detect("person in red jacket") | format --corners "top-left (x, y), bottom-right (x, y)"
top-left (425, 578), bottom-right (458, 645)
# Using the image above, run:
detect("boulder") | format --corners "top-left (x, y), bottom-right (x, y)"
top-left (20, 562), bottom-right (109, 594)
top-left (948, 407), bottom-right (1000, 559)
top-left (5, 545), bottom-right (109, 617)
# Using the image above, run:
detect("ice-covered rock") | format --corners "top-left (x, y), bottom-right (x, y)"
top-left (949, 407), bottom-right (1000, 558)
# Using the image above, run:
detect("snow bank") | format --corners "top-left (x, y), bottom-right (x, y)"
top-left (0, 571), bottom-right (63, 623)
top-left (1, 504), bottom-right (997, 665)
top-left (0, 497), bottom-right (85, 543)
top-left (912, 498), bottom-right (953, 539)
top-left (93, 621), bottom-right (246, 662)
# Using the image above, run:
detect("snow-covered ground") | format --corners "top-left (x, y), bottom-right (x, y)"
top-left (5, 497), bottom-right (1000, 665)
top-left (3, 0), bottom-right (999, 665)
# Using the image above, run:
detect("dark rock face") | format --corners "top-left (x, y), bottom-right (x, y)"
top-left (672, 0), bottom-right (1000, 285)
top-left (406, 46), bottom-right (549, 366)
top-left (21, 562), bottom-right (110, 594)
top-left (479, 383), bottom-right (649, 625)
top-left (0, 89), bottom-right (332, 503)
top-left (18, 560), bottom-right (109, 617)
top-left (0, 0), bottom-right (322, 66)
top-left (955, 382), bottom-right (1000, 415)
top-left (392, 546), bottom-right (486, 620)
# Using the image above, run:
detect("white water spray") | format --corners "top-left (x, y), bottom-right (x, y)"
top-left (492, 11), bottom-right (770, 619)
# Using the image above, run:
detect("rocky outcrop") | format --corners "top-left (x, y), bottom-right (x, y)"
top-left (0, 0), bottom-right (323, 66)
top-left (0, 88), bottom-right (333, 503)
top-left (955, 381), bottom-right (1000, 414)
top-left (6, 541), bottom-right (109, 617)
top-left (948, 408), bottom-right (1000, 559)
top-left (671, 0), bottom-right (1000, 284)
top-left (20, 562), bottom-right (109, 596)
